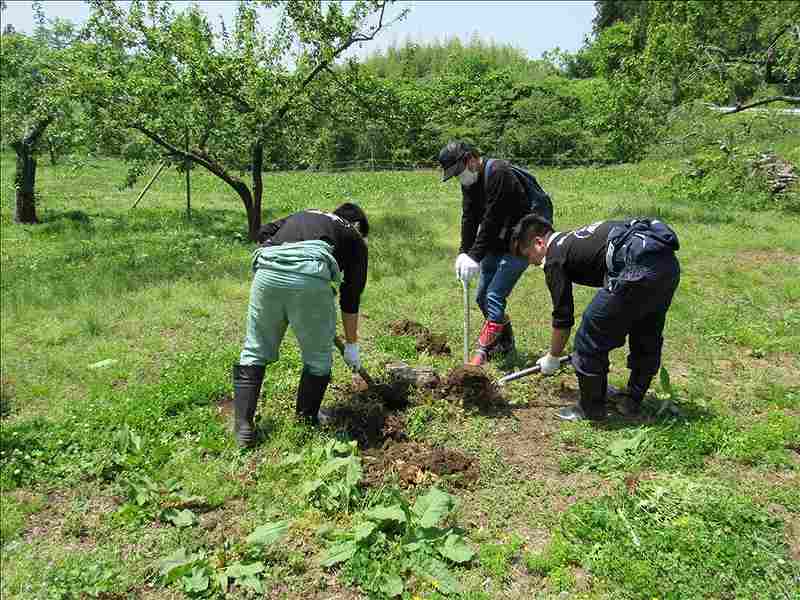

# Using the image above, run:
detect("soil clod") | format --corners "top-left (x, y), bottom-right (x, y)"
top-left (388, 319), bottom-right (451, 355)
top-left (439, 366), bottom-right (504, 410)
top-left (362, 441), bottom-right (478, 488)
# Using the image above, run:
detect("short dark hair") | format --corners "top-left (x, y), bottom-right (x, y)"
top-left (511, 214), bottom-right (553, 256)
top-left (334, 202), bottom-right (369, 238)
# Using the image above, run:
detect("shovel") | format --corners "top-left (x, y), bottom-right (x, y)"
top-left (334, 336), bottom-right (405, 408)
top-left (461, 279), bottom-right (470, 364)
top-left (334, 336), bottom-right (377, 388)
top-left (496, 354), bottom-right (572, 386)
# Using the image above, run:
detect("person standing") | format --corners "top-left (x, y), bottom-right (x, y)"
top-left (512, 215), bottom-right (680, 420)
top-left (231, 203), bottom-right (369, 446)
top-left (438, 140), bottom-right (553, 366)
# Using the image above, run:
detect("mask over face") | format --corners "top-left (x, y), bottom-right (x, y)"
top-left (459, 166), bottom-right (478, 187)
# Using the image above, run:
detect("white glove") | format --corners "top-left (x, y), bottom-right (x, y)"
top-left (537, 353), bottom-right (562, 376)
top-left (343, 343), bottom-right (361, 371)
top-left (455, 253), bottom-right (480, 282)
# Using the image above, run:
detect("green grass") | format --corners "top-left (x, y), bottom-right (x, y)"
top-left (2, 147), bottom-right (799, 599)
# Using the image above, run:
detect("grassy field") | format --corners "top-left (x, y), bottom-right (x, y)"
top-left (1, 144), bottom-right (799, 599)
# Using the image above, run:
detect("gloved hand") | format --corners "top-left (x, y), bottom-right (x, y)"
top-left (343, 343), bottom-right (361, 372)
top-left (455, 253), bottom-right (480, 282)
top-left (537, 353), bottom-right (562, 375)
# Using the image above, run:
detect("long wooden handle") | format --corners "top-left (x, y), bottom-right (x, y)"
top-left (334, 336), bottom-right (375, 388)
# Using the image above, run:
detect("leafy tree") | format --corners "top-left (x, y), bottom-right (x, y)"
top-left (0, 2), bottom-right (77, 223)
top-left (593, 0), bottom-right (650, 33)
top-left (78, 0), bottom-right (404, 240)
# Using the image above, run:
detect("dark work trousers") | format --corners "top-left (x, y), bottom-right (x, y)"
top-left (573, 253), bottom-right (680, 378)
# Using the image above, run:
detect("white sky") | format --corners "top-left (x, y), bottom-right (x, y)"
top-left (0, 1), bottom-right (596, 59)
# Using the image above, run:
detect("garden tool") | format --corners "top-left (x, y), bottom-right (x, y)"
top-left (334, 336), bottom-right (404, 408)
top-left (461, 279), bottom-right (470, 364)
top-left (496, 355), bottom-right (572, 386)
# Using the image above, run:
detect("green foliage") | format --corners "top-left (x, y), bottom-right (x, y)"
top-left (0, 347), bottom-right (234, 490)
top-left (477, 534), bottom-right (523, 581)
top-left (77, 0), bottom-right (404, 237)
top-left (158, 519), bottom-right (289, 596)
top-left (551, 476), bottom-right (798, 598)
top-left (283, 439), bottom-right (364, 514)
top-left (2, 153), bottom-right (799, 598)
top-left (321, 487), bottom-right (474, 597)
top-left (665, 142), bottom-right (797, 212)
top-left (43, 553), bottom-right (126, 600)
top-left (113, 474), bottom-right (203, 528)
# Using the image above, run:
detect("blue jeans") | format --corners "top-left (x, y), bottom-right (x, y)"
top-left (573, 253), bottom-right (680, 377)
top-left (475, 253), bottom-right (530, 323)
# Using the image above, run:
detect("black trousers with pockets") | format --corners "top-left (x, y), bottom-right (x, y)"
top-left (572, 253), bottom-right (680, 377)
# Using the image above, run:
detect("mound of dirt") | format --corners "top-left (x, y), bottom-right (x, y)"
top-left (389, 319), bottom-right (429, 337)
top-left (324, 399), bottom-right (400, 449)
top-left (388, 319), bottom-right (451, 356)
top-left (415, 332), bottom-right (451, 355)
top-left (362, 441), bottom-right (479, 488)
top-left (349, 380), bottom-right (410, 411)
top-left (439, 366), bottom-right (504, 411)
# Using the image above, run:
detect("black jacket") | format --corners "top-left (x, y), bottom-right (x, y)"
top-left (460, 159), bottom-right (531, 262)
top-left (257, 210), bottom-right (368, 314)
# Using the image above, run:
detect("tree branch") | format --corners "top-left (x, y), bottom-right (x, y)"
top-left (262, 1), bottom-right (391, 132)
top-left (214, 87), bottom-right (254, 113)
top-left (131, 123), bottom-right (247, 194)
top-left (719, 96), bottom-right (800, 115)
top-left (16, 116), bottom-right (54, 150)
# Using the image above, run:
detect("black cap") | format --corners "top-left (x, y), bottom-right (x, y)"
top-left (438, 141), bottom-right (474, 182)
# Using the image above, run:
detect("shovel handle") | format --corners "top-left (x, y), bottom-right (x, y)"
top-left (334, 336), bottom-right (375, 388)
top-left (497, 355), bottom-right (572, 386)
top-left (462, 279), bottom-right (470, 364)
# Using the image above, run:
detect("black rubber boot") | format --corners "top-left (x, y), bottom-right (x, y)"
top-left (492, 317), bottom-right (516, 358)
top-left (232, 364), bottom-right (265, 447)
top-left (559, 373), bottom-right (608, 421)
top-left (296, 367), bottom-right (331, 425)
top-left (618, 370), bottom-right (654, 416)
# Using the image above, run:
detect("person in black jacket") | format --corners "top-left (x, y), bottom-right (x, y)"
top-left (438, 141), bottom-right (552, 366)
top-left (512, 215), bottom-right (680, 421)
top-left (231, 203), bottom-right (369, 447)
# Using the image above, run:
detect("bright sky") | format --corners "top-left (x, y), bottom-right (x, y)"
top-left (0, 1), bottom-right (596, 59)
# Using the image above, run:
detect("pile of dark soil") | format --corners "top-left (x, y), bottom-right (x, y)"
top-left (439, 365), bottom-right (504, 411)
top-left (324, 398), bottom-right (400, 449)
top-left (362, 441), bottom-right (479, 488)
top-left (388, 319), bottom-right (451, 356)
top-left (348, 378), bottom-right (410, 411)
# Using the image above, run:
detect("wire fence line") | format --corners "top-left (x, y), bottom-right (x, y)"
top-left (277, 156), bottom-right (623, 174)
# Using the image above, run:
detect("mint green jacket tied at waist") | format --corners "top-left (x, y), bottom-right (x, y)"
top-left (240, 239), bottom-right (341, 375)
top-left (251, 240), bottom-right (342, 288)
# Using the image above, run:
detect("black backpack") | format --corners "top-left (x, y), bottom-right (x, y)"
top-left (485, 159), bottom-right (554, 225)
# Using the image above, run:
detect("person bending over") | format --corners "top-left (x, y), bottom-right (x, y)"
top-left (231, 203), bottom-right (368, 446)
top-left (513, 215), bottom-right (680, 421)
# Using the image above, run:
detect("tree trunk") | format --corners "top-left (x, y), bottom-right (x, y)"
top-left (239, 187), bottom-right (260, 242)
top-left (48, 138), bottom-right (58, 166)
top-left (11, 117), bottom-right (52, 224)
top-left (251, 140), bottom-right (264, 241)
top-left (13, 143), bottom-right (39, 224)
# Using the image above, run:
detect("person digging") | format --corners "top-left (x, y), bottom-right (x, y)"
top-left (438, 140), bottom-right (553, 366)
top-left (231, 203), bottom-right (369, 447)
top-left (513, 215), bottom-right (680, 421)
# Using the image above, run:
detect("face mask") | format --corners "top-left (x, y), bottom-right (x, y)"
top-left (459, 167), bottom-right (478, 187)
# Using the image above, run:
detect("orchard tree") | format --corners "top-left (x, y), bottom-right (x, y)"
top-left (0, 2), bottom-right (77, 223)
top-left (78, 0), bottom-right (405, 240)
